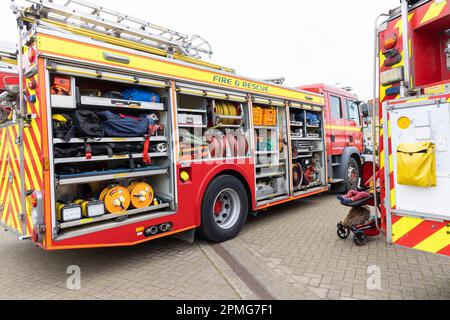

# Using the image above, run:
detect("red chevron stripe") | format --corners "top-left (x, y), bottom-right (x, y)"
top-left (23, 132), bottom-right (43, 189)
top-left (26, 123), bottom-right (42, 155)
top-left (437, 244), bottom-right (450, 256)
top-left (395, 221), bottom-right (448, 248)
top-left (2, 183), bottom-right (10, 222)
top-left (391, 214), bottom-right (402, 225)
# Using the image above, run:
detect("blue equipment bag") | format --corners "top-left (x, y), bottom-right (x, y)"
top-left (98, 111), bottom-right (149, 137)
top-left (122, 88), bottom-right (161, 103)
top-left (306, 112), bottom-right (320, 126)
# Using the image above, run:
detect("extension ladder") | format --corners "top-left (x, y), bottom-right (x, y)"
top-left (11, 0), bottom-right (213, 59)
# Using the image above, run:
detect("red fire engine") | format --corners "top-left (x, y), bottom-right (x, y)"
top-left (376, 0), bottom-right (450, 256)
top-left (0, 0), bottom-right (365, 250)
top-left (299, 84), bottom-right (365, 192)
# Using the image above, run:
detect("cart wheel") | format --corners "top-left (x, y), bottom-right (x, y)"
top-left (337, 224), bottom-right (350, 239)
top-left (354, 233), bottom-right (368, 246)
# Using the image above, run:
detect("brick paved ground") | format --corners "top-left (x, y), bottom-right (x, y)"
top-left (238, 194), bottom-right (450, 300)
top-left (0, 194), bottom-right (448, 300)
top-left (0, 233), bottom-right (239, 300)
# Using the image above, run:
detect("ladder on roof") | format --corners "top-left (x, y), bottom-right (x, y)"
top-left (0, 42), bottom-right (17, 60)
top-left (0, 42), bottom-right (17, 69)
top-left (11, 0), bottom-right (213, 59)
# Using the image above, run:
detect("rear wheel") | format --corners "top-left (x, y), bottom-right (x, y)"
top-left (345, 158), bottom-right (360, 192)
top-left (354, 233), bottom-right (368, 246)
top-left (199, 175), bottom-right (248, 243)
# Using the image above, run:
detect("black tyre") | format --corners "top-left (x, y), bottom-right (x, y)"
top-left (345, 158), bottom-right (360, 192)
top-left (354, 233), bottom-right (368, 246)
top-left (337, 224), bottom-right (350, 239)
top-left (199, 175), bottom-right (249, 243)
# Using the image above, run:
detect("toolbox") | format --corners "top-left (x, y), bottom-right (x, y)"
top-left (263, 108), bottom-right (277, 126)
top-left (253, 107), bottom-right (263, 126)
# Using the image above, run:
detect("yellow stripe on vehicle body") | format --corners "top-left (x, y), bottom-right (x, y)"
top-left (414, 227), bottom-right (450, 254)
top-left (326, 125), bottom-right (362, 132)
top-left (421, 0), bottom-right (447, 24)
top-left (392, 217), bottom-right (423, 242)
top-left (37, 34), bottom-right (325, 106)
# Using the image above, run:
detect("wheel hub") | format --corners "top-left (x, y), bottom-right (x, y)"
top-left (212, 189), bottom-right (241, 230)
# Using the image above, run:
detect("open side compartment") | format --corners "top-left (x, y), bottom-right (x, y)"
top-left (253, 99), bottom-right (290, 206)
top-left (289, 103), bottom-right (327, 196)
top-left (176, 84), bottom-right (250, 162)
top-left (46, 61), bottom-right (176, 240)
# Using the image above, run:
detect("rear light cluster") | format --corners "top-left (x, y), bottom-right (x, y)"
top-left (382, 32), bottom-right (402, 68)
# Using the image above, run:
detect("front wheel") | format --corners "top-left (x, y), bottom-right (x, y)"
top-left (199, 175), bottom-right (249, 243)
top-left (345, 158), bottom-right (360, 192)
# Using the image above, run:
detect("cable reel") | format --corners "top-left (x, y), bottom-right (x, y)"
top-left (127, 181), bottom-right (155, 209)
top-left (100, 185), bottom-right (131, 214)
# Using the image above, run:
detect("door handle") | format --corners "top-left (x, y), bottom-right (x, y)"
top-left (103, 52), bottom-right (131, 65)
top-left (331, 135), bottom-right (336, 143)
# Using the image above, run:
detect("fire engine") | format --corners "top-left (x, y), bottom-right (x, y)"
top-left (299, 84), bottom-right (365, 192)
top-left (376, 0), bottom-right (450, 256)
top-left (0, 0), bottom-right (364, 250)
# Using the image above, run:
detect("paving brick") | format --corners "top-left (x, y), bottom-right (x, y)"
top-left (238, 195), bottom-right (450, 300)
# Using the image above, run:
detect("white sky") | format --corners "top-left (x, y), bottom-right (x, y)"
top-left (1, 0), bottom-right (400, 100)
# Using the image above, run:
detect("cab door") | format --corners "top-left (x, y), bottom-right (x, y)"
top-left (344, 99), bottom-right (363, 153)
top-left (328, 94), bottom-right (346, 155)
top-left (442, 31), bottom-right (450, 81)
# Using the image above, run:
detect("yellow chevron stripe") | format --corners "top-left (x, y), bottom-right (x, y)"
top-left (414, 226), bottom-right (450, 253)
top-left (2, 200), bottom-right (9, 223)
top-left (30, 120), bottom-right (42, 150)
top-left (24, 129), bottom-right (43, 174)
top-left (9, 182), bottom-right (22, 233)
top-left (392, 217), bottom-right (423, 242)
top-left (8, 128), bottom-right (29, 189)
top-left (421, 0), bottom-right (447, 24)
top-left (0, 177), bottom-right (8, 219)
top-left (394, 13), bottom-right (414, 37)
top-left (24, 148), bottom-right (39, 190)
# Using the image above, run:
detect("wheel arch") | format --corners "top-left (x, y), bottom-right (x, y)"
top-left (195, 166), bottom-right (254, 227)
top-left (339, 147), bottom-right (363, 179)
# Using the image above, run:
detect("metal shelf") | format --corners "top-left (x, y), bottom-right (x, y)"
top-left (57, 168), bottom-right (168, 186)
top-left (256, 151), bottom-right (278, 155)
top-left (257, 192), bottom-right (287, 202)
top-left (213, 124), bottom-right (244, 129)
top-left (54, 152), bottom-right (169, 164)
top-left (178, 108), bottom-right (207, 114)
top-left (178, 124), bottom-right (207, 128)
top-left (79, 96), bottom-right (165, 111)
top-left (254, 126), bottom-right (277, 130)
top-left (256, 171), bottom-right (285, 179)
top-left (53, 137), bottom-right (167, 144)
top-left (255, 163), bottom-right (286, 169)
top-left (59, 203), bottom-right (171, 230)
top-left (293, 138), bottom-right (322, 141)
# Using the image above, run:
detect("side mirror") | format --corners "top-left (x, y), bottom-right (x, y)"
top-left (359, 102), bottom-right (370, 119)
top-left (445, 29), bottom-right (450, 36)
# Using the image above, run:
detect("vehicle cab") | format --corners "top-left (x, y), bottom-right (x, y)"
top-left (298, 84), bottom-right (365, 191)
